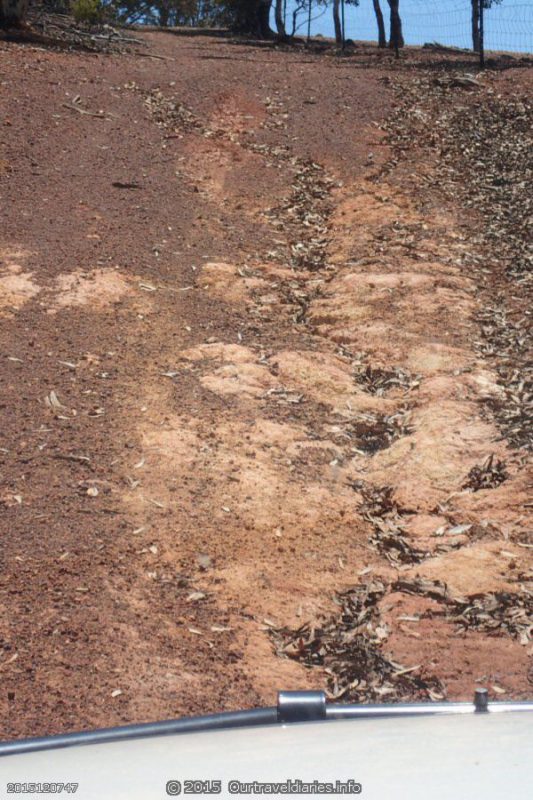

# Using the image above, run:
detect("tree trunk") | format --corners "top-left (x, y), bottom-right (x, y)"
top-left (0, 0), bottom-right (29, 26)
top-left (274, 0), bottom-right (286, 37)
top-left (333, 0), bottom-right (342, 44)
top-left (372, 0), bottom-right (387, 48)
top-left (387, 0), bottom-right (404, 53)
top-left (290, 4), bottom-right (299, 37)
top-left (232, 0), bottom-right (273, 38)
top-left (159, 3), bottom-right (170, 28)
top-left (471, 0), bottom-right (480, 52)
top-left (257, 0), bottom-right (274, 38)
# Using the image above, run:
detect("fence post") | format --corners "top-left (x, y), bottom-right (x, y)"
top-left (479, 0), bottom-right (485, 68)
top-left (307, 0), bottom-right (312, 43)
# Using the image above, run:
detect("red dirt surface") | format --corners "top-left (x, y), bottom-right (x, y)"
top-left (0, 31), bottom-right (531, 739)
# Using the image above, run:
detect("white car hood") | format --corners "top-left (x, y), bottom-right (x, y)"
top-left (0, 711), bottom-right (531, 799)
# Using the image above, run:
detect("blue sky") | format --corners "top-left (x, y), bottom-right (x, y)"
top-left (274, 1), bottom-right (532, 53)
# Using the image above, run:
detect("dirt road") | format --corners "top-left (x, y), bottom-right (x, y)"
top-left (0, 31), bottom-right (531, 738)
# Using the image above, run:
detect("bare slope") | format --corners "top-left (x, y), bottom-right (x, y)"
top-left (0, 34), bottom-right (531, 737)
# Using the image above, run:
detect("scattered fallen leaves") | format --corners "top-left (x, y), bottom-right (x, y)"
top-left (462, 454), bottom-right (508, 492)
top-left (272, 580), bottom-right (444, 703)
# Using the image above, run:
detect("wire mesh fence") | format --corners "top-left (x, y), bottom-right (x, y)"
top-left (283, 1), bottom-right (533, 55)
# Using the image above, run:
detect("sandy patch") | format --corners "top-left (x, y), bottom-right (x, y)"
top-left (199, 262), bottom-right (270, 304)
top-left (329, 182), bottom-right (421, 261)
top-left (0, 264), bottom-right (40, 313)
top-left (51, 268), bottom-right (133, 310)
top-left (0, 249), bottom-right (40, 314)
top-left (308, 269), bottom-right (476, 370)
top-left (359, 400), bottom-right (506, 510)
top-left (270, 350), bottom-right (396, 413)
top-left (404, 541), bottom-right (522, 596)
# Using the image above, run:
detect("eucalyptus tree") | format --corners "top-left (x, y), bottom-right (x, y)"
top-left (372, 0), bottom-right (386, 48)
top-left (386, 0), bottom-right (403, 52)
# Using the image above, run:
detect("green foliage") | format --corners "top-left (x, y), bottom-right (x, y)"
top-left (71, 0), bottom-right (105, 24)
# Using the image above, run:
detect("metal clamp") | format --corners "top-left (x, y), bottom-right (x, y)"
top-left (474, 688), bottom-right (489, 712)
top-left (277, 691), bottom-right (327, 723)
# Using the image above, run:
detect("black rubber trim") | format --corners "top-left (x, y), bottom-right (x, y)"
top-left (0, 708), bottom-right (278, 757)
top-left (1, 699), bottom-right (532, 758)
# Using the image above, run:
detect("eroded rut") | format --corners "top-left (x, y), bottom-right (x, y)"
top-left (119, 65), bottom-right (532, 703)
top-left (0, 35), bottom-right (531, 736)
